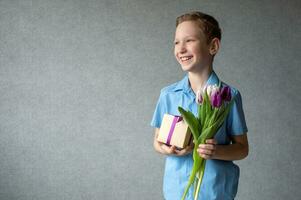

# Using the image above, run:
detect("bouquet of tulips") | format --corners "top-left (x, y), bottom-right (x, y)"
top-left (178, 80), bottom-right (235, 200)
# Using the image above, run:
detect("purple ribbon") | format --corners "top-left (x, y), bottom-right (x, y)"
top-left (166, 116), bottom-right (183, 145)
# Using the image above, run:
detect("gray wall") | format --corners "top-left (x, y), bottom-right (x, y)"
top-left (0, 0), bottom-right (300, 199)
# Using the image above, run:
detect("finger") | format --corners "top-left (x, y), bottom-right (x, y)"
top-left (210, 138), bottom-right (217, 144)
top-left (174, 144), bottom-right (195, 155)
top-left (205, 144), bottom-right (216, 150)
top-left (161, 144), bottom-right (175, 154)
top-left (202, 154), bottom-right (210, 159)
top-left (174, 149), bottom-right (183, 156)
top-left (175, 147), bottom-right (191, 156)
top-left (160, 145), bottom-right (169, 153)
top-left (199, 143), bottom-right (214, 148)
top-left (205, 143), bottom-right (217, 151)
top-left (199, 151), bottom-right (212, 159)
top-left (198, 144), bottom-right (215, 150)
top-left (204, 149), bottom-right (214, 155)
top-left (175, 147), bottom-right (186, 153)
top-left (206, 139), bottom-right (217, 145)
top-left (198, 148), bottom-right (214, 155)
top-left (178, 149), bottom-right (189, 156)
top-left (205, 139), bottom-right (213, 144)
top-left (169, 145), bottom-right (177, 154)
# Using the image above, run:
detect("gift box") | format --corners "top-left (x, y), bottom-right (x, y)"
top-left (157, 113), bottom-right (193, 149)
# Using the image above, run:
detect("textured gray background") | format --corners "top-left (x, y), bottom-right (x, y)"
top-left (0, 0), bottom-right (300, 200)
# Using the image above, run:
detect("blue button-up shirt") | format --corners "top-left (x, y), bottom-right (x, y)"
top-left (150, 70), bottom-right (248, 200)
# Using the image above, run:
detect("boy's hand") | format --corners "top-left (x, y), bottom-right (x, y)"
top-left (158, 142), bottom-right (177, 155)
top-left (174, 142), bottom-right (194, 156)
top-left (158, 142), bottom-right (194, 156)
top-left (197, 139), bottom-right (217, 159)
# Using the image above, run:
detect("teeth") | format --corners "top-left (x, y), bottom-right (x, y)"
top-left (180, 56), bottom-right (192, 61)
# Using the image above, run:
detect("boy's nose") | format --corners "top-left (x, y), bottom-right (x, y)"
top-left (179, 45), bottom-right (187, 53)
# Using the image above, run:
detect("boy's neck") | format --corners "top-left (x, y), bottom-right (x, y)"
top-left (187, 65), bottom-right (213, 95)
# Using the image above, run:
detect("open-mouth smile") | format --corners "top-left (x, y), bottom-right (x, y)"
top-left (180, 56), bottom-right (193, 62)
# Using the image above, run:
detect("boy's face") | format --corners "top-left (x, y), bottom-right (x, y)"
top-left (174, 21), bottom-right (212, 72)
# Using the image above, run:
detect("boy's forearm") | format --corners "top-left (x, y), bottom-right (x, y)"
top-left (213, 143), bottom-right (248, 161)
top-left (153, 141), bottom-right (164, 155)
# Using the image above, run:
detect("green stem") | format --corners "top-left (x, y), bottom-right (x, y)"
top-left (194, 159), bottom-right (206, 200)
top-left (181, 148), bottom-right (201, 200)
top-left (193, 172), bottom-right (197, 195)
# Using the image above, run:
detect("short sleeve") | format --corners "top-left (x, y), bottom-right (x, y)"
top-left (150, 90), bottom-right (166, 128)
top-left (226, 90), bottom-right (248, 136)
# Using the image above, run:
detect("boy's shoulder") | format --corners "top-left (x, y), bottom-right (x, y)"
top-left (159, 78), bottom-right (184, 95)
top-left (160, 82), bottom-right (178, 94)
top-left (159, 73), bottom-right (189, 95)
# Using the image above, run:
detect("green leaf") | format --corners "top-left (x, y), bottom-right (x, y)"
top-left (215, 99), bottom-right (234, 129)
top-left (198, 126), bottom-right (213, 144)
top-left (178, 106), bottom-right (201, 141)
top-left (208, 108), bottom-right (218, 125)
top-left (216, 103), bottom-right (226, 120)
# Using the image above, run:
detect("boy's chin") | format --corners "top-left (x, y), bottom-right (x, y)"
top-left (180, 63), bottom-right (208, 73)
top-left (180, 64), bottom-right (198, 72)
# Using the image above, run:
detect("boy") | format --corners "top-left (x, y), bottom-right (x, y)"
top-left (150, 11), bottom-right (249, 200)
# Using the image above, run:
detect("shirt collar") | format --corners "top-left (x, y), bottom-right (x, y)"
top-left (172, 70), bottom-right (220, 93)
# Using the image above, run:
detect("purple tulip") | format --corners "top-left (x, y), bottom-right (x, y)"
top-left (210, 91), bottom-right (222, 108)
top-left (195, 88), bottom-right (204, 105)
top-left (197, 95), bottom-right (203, 104)
top-left (220, 86), bottom-right (232, 102)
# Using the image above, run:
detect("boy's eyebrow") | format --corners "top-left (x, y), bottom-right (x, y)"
top-left (174, 35), bottom-right (199, 42)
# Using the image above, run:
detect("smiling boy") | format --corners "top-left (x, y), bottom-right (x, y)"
top-left (150, 11), bottom-right (249, 200)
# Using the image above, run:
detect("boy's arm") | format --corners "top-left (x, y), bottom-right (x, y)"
top-left (153, 128), bottom-right (163, 154)
top-left (214, 133), bottom-right (249, 161)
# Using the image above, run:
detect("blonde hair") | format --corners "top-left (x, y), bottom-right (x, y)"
top-left (176, 11), bottom-right (222, 45)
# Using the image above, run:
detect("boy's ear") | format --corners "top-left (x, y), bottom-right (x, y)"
top-left (209, 38), bottom-right (220, 56)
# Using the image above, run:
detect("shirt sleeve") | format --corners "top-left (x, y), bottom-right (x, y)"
top-left (150, 90), bottom-right (166, 128)
top-left (226, 90), bottom-right (248, 136)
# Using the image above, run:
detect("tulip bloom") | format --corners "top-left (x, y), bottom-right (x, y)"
top-left (211, 91), bottom-right (222, 108)
top-left (195, 86), bottom-right (205, 104)
top-left (221, 86), bottom-right (232, 102)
